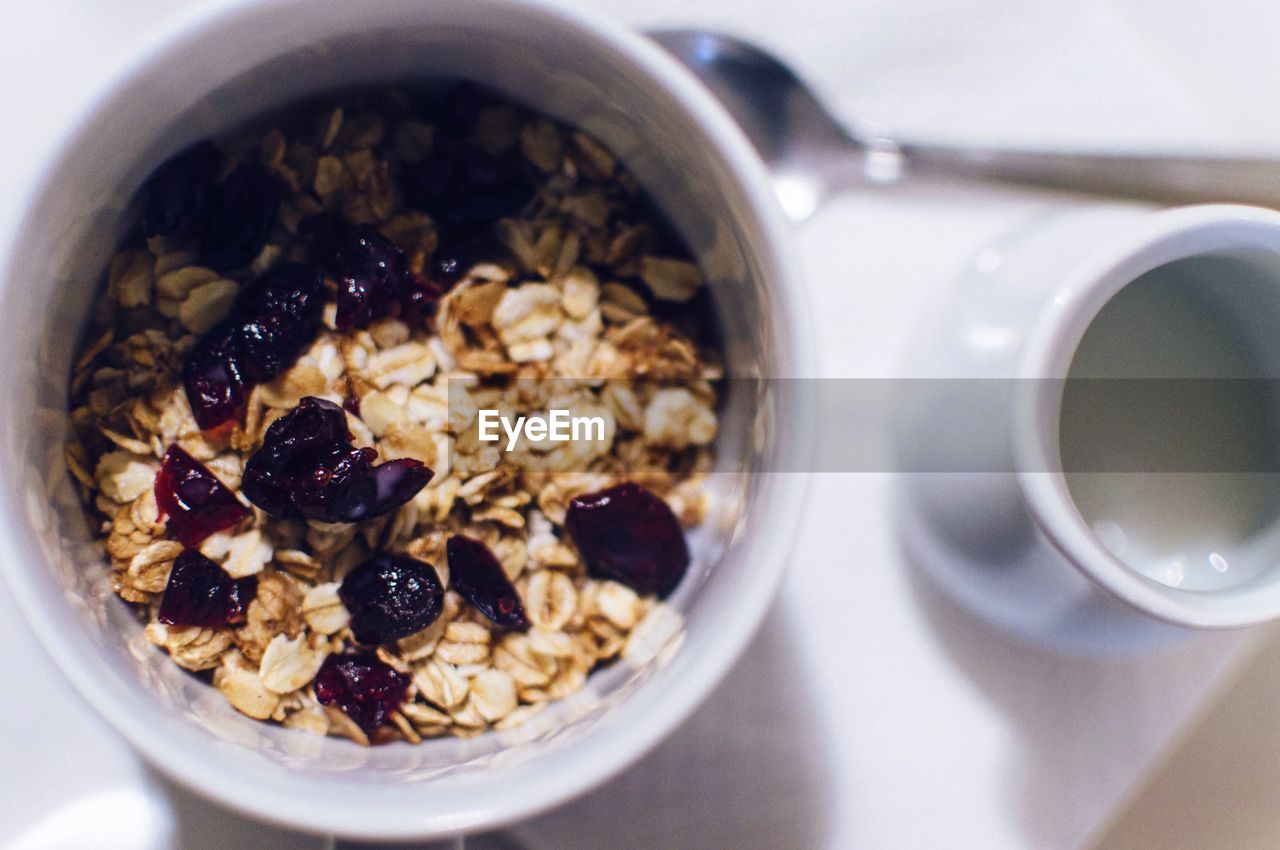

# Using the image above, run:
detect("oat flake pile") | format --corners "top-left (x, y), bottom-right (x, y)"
top-left (65, 85), bottom-right (722, 745)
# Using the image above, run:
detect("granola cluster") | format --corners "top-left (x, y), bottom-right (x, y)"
top-left (66, 88), bottom-right (721, 744)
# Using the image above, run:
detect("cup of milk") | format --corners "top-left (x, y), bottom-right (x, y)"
top-left (899, 203), bottom-right (1280, 653)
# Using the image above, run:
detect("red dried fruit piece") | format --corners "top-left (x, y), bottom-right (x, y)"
top-left (231, 263), bottom-right (325, 382)
top-left (314, 652), bottom-right (410, 736)
top-left (299, 213), bottom-right (441, 329)
top-left (154, 444), bottom-right (250, 546)
top-left (182, 323), bottom-right (246, 430)
top-left (199, 162), bottom-right (283, 271)
top-left (241, 397), bottom-right (433, 522)
top-left (142, 141), bottom-right (223, 238)
top-left (565, 482), bottom-right (689, 598)
top-left (435, 81), bottom-right (485, 137)
top-left (399, 268), bottom-right (444, 324)
top-left (403, 134), bottom-right (534, 230)
top-left (239, 396), bottom-right (351, 517)
top-left (428, 226), bottom-right (493, 289)
top-left (397, 129), bottom-right (533, 289)
top-left (181, 263), bottom-right (324, 429)
top-left (339, 553), bottom-right (444, 645)
top-left (157, 549), bottom-right (257, 628)
top-left (446, 535), bottom-right (528, 631)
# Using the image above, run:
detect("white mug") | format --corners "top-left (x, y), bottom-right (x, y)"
top-left (898, 202), bottom-right (1280, 653)
top-left (0, 0), bottom-right (813, 839)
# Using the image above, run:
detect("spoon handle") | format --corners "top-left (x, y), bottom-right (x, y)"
top-left (899, 142), bottom-right (1280, 207)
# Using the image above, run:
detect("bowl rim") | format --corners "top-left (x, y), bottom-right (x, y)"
top-left (0, 0), bottom-right (815, 839)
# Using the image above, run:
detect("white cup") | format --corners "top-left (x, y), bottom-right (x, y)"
top-left (0, 0), bottom-right (813, 839)
top-left (898, 203), bottom-right (1280, 653)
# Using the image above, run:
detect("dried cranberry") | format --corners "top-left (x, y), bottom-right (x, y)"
top-left (428, 226), bottom-right (492, 289)
top-left (229, 263), bottom-right (324, 382)
top-left (339, 553), bottom-right (444, 645)
top-left (436, 82), bottom-right (485, 137)
top-left (398, 131), bottom-right (532, 289)
top-left (157, 549), bottom-right (256, 628)
top-left (367, 458), bottom-right (435, 514)
top-left (241, 397), bottom-right (432, 522)
top-left (313, 652), bottom-right (409, 736)
top-left (182, 322), bottom-right (247, 430)
top-left (446, 535), bottom-right (528, 631)
top-left (294, 207), bottom-right (347, 252)
top-left (142, 142), bottom-right (223, 238)
top-left (287, 444), bottom-right (380, 521)
top-left (181, 263), bottom-right (323, 429)
top-left (199, 163), bottom-right (282, 271)
top-left (403, 134), bottom-right (534, 230)
top-left (333, 229), bottom-right (407, 328)
top-left (300, 214), bottom-right (441, 329)
top-left (240, 397), bottom-right (348, 517)
top-left (565, 482), bottom-right (689, 598)
top-left (400, 269), bottom-right (443, 325)
top-left (154, 445), bottom-right (250, 546)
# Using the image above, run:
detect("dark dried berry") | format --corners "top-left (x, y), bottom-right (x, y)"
top-left (248, 394), bottom-right (351, 465)
top-left (230, 263), bottom-right (324, 382)
top-left (199, 163), bottom-right (282, 271)
top-left (241, 397), bottom-right (433, 522)
top-left (157, 549), bottom-right (256, 628)
top-left (333, 229), bottom-right (407, 329)
top-left (398, 133), bottom-right (531, 289)
top-left (287, 444), bottom-right (382, 522)
top-left (428, 226), bottom-right (492, 289)
top-left (365, 458), bottom-right (435, 516)
top-left (436, 81), bottom-right (485, 137)
top-left (293, 204), bottom-right (344, 248)
top-left (181, 263), bottom-right (323, 429)
top-left (299, 215), bottom-right (399, 328)
top-left (399, 269), bottom-right (443, 325)
top-left (241, 397), bottom-right (349, 518)
top-left (313, 652), bottom-right (409, 736)
top-left (154, 444), bottom-right (250, 546)
top-left (232, 262), bottom-right (324, 325)
top-left (300, 214), bottom-right (440, 329)
top-left (565, 482), bottom-right (689, 598)
top-left (402, 134), bottom-right (534, 230)
top-left (142, 142), bottom-right (223, 238)
top-left (339, 553), bottom-right (444, 645)
top-left (446, 535), bottom-right (528, 631)
top-left (182, 323), bottom-right (246, 430)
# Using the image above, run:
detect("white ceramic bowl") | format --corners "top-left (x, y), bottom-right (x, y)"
top-left (0, 0), bottom-right (813, 839)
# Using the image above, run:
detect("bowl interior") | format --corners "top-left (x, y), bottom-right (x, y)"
top-left (0, 0), bottom-right (807, 837)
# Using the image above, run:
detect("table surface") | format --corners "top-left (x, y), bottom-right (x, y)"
top-left (4, 1), bottom-right (1279, 848)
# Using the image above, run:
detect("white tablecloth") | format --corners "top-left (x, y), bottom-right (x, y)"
top-left (3, 1), bottom-right (1277, 848)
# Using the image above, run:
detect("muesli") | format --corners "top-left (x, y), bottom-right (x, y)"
top-left (66, 86), bottom-right (721, 744)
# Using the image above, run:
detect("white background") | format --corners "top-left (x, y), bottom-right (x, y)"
top-left (3, 1), bottom-right (1280, 848)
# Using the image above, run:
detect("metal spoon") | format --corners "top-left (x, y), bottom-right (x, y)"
top-left (651, 29), bottom-right (1280, 221)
